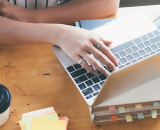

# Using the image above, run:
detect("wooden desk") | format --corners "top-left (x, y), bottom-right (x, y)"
top-left (1, 5), bottom-right (160, 130)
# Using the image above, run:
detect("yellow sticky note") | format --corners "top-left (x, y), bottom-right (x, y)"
top-left (31, 117), bottom-right (66, 130)
top-left (25, 113), bottom-right (59, 130)
top-left (125, 115), bottom-right (133, 122)
top-left (41, 113), bottom-right (59, 120)
top-left (19, 120), bottom-right (24, 130)
top-left (25, 120), bottom-right (32, 130)
top-left (135, 104), bottom-right (142, 109)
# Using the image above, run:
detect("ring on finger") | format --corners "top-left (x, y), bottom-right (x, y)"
top-left (97, 41), bottom-right (104, 49)
top-left (78, 57), bottom-right (84, 64)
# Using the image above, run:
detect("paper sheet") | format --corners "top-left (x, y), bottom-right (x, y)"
top-left (118, 107), bottom-right (125, 113)
top-left (19, 120), bottom-right (24, 130)
top-left (22, 110), bottom-right (54, 130)
top-left (31, 117), bottom-right (66, 130)
top-left (22, 107), bottom-right (54, 117)
top-left (137, 113), bottom-right (144, 119)
top-left (151, 110), bottom-right (157, 118)
top-left (24, 113), bottom-right (59, 130)
top-left (59, 118), bottom-right (69, 130)
top-left (135, 104), bottom-right (142, 109)
top-left (125, 115), bottom-right (133, 122)
top-left (109, 106), bottom-right (115, 111)
top-left (153, 102), bottom-right (160, 107)
top-left (111, 115), bottom-right (117, 120)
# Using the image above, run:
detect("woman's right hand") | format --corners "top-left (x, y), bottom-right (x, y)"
top-left (53, 24), bottom-right (118, 76)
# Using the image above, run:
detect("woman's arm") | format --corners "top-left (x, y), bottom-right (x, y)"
top-left (0, 16), bottom-right (118, 75)
top-left (0, 0), bottom-right (120, 24)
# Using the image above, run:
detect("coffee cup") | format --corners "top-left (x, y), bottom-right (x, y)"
top-left (0, 84), bottom-right (12, 126)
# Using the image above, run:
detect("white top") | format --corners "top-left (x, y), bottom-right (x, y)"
top-left (5, 0), bottom-right (64, 9)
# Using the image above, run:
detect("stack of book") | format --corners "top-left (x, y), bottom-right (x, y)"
top-left (18, 107), bottom-right (68, 130)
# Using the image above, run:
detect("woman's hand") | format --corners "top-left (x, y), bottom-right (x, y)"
top-left (54, 25), bottom-right (118, 76)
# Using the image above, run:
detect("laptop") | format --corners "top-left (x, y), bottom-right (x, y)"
top-left (52, 11), bottom-right (160, 108)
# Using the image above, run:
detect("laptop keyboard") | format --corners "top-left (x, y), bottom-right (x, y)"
top-left (66, 30), bottom-right (160, 100)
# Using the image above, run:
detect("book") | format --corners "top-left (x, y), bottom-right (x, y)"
top-left (74, 16), bottom-right (160, 30)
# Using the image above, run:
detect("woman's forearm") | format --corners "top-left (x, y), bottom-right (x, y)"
top-left (33, 0), bottom-right (120, 24)
top-left (0, 16), bottom-right (60, 45)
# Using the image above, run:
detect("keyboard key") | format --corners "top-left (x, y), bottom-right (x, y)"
top-left (131, 60), bottom-right (137, 63)
top-left (78, 83), bottom-right (86, 90)
top-left (147, 32), bottom-right (154, 38)
top-left (138, 50), bottom-right (146, 56)
top-left (149, 36), bottom-right (160, 44)
top-left (119, 58), bottom-right (127, 64)
top-left (82, 87), bottom-right (94, 96)
top-left (74, 75), bottom-right (88, 84)
top-left (125, 48), bottom-right (133, 55)
top-left (96, 70), bottom-right (101, 75)
top-left (131, 46), bottom-right (139, 52)
top-left (73, 64), bottom-right (82, 69)
top-left (99, 81), bottom-right (105, 86)
top-left (119, 51), bottom-right (126, 57)
top-left (92, 84), bottom-right (101, 91)
top-left (92, 77), bottom-right (100, 84)
top-left (118, 61), bottom-right (121, 66)
top-left (118, 65), bottom-right (125, 68)
top-left (153, 30), bottom-right (160, 36)
top-left (150, 52), bottom-right (155, 55)
top-left (133, 38), bottom-right (142, 44)
top-left (99, 74), bottom-right (107, 80)
top-left (71, 68), bottom-right (87, 78)
top-left (114, 54), bottom-right (120, 59)
top-left (143, 54), bottom-right (149, 57)
top-left (137, 43), bottom-right (145, 49)
top-left (110, 41), bottom-right (135, 54)
top-left (126, 55), bottom-right (134, 61)
top-left (125, 62), bottom-right (131, 66)
top-left (67, 66), bottom-right (75, 73)
top-left (156, 42), bottom-right (160, 48)
top-left (132, 52), bottom-right (140, 58)
top-left (138, 57), bottom-right (143, 60)
top-left (143, 41), bottom-right (151, 47)
top-left (141, 35), bottom-right (148, 41)
top-left (150, 45), bottom-right (158, 51)
top-left (156, 49), bottom-right (160, 52)
top-left (85, 80), bottom-right (93, 87)
top-left (86, 72), bottom-right (95, 79)
top-left (86, 95), bottom-right (92, 99)
top-left (93, 92), bottom-right (99, 96)
top-left (144, 47), bottom-right (152, 53)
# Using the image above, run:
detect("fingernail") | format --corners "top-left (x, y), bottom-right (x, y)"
top-left (105, 71), bottom-right (109, 76)
top-left (114, 60), bottom-right (119, 65)
top-left (113, 67), bottom-right (118, 71)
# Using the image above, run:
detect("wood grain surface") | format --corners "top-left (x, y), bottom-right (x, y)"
top-left (1, 5), bottom-right (160, 130)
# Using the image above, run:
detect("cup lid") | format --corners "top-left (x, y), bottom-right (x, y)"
top-left (0, 84), bottom-right (12, 114)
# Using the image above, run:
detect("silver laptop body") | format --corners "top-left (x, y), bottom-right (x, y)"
top-left (52, 11), bottom-right (160, 106)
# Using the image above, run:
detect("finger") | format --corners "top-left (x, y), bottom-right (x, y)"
top-left (80, 52), bottom-right (110, 76)
top-left (98, 41), bottom-right (118, 66)
top-left (89, 45), bottom-right (118, 71)
top-left (74, 55), bottom-right (98, 75)
top-left (92, 40), bottom-right (118, 66)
